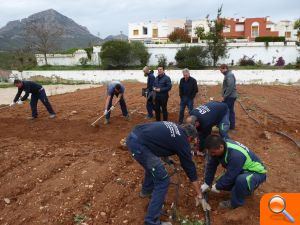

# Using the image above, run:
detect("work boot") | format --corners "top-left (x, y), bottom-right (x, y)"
top-left (145, 115), bottom-right (153, 119)
top-left (219, 200), bottom-right (233, 209)
top-left (49, 114), bottom-right (56, 119)
top-left (161, 222), bottom-right (172, 225)
top-left (104, 118), bottom-right (110, 125)
top-left (139, 190), bottom-right (152, 198)
top-left (124, 115), bottom-right (131, 121)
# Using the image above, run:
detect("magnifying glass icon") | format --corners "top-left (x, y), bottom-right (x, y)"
top-left (268, 195), bottom-right (295, 223)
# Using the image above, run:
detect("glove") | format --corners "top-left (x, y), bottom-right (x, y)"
top-left (110, 105), bottom-right (115, 111)
top-left (195, 195), bottom-right (211, 211)
top-left (211, 184), bottom-right (220, 193)
top-left (17, 100), bottom-right (23, 105)
top-left (9, 102), bottom-right (16, 107)
top-left (201, 183), bottom-right (210, 193)
top-left (104, 109), bottom-right (108, 115)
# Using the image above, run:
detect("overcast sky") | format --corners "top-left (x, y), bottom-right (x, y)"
top-left (0, 0), bottom-right (299, 38)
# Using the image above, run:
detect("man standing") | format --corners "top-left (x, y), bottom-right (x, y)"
top-left (201, 135), bottom-right (267, 209)
top-left (220, 64), bottom-right (237, 130)
top-left (178, 68), bottom-right (198, 124)
top-left (186, 101), bottom-right (230, 152)
top-left (104, 81), bottom-right (129, 124)
top-left (126, 121), bottom-right (209, 225)
top-left (153, 66), bottom-right (172, 121)
top-left (143, 66), bottom-right (155, 119)
top-left (10, 79), bottom-right (56, 119)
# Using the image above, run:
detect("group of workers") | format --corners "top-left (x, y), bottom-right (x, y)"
top-left (9, 64), bottom-right (267, 225)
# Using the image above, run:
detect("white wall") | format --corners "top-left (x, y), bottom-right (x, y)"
top-left (146, 42), bottom-right (300, 66)
top-left (11, 70), bottom-right (300, 85)
top-left (36, 50), bottom-right (88, 66)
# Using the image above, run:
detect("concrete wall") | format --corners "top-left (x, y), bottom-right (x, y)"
top-left (146, 42), bottom-right (300, 66)
top-left (11, 70), bottom-right (300, 85)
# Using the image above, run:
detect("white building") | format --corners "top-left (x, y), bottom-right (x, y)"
top-left (128, 19), bottom-right (186, 43)
top-left (275, 20), bottom-right (298, 41)
top-left (191, 19), bottom-right (210, 42)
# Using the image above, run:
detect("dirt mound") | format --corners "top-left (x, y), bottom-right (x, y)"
top-left (0, 83), bottom-right (299, 225)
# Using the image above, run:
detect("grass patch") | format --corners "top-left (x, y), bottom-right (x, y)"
top-left (28, 75), bottom-right (91, 85)
top-left (0, 83), bottom-right (13, 88)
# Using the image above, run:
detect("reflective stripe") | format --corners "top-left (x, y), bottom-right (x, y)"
top-left (226, 142), bottom-right (267, 174)
top-left (246, 174), bottom-right (254, 191)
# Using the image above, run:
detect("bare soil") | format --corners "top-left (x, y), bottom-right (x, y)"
top-left (0, 83), bottom-right (299, 225)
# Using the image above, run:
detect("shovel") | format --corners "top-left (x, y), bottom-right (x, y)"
top-left (91, 105), bottom-right (115, 127)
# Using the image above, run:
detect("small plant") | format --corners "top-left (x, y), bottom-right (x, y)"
top-left (275, 57), bottom-right (285, 66)
top-left (157, 55), bottom-right (167, 68)
top-left (296, 57), bottom-right (300, 69)
top-left (239, 55), bottom-right (256, 66)
top-left (79, 57), bottom-right (88, 66)
top-left (73, 214), bottom-right (86, 224)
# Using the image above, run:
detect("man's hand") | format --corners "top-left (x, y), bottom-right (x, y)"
top-left (17, 100), bottom-right (23, 105)
top-left (201, 183), bottom-right (210, 193)
top-left (9, 102), bottom-right (16, 107)
top-left (211, 184), bottom-right (220, 193)
top-left (195, 194), bottom-right (211, 211)
top-left (110, 106), bottom-right (115, 111)
top-left (154, 87), bottom-right (160, 92)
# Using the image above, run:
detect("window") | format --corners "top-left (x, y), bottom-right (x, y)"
top-left (266, 28), bottom-right (271, 32)
top-left (251, 22), bottom-right (259, 38)
top-left (285, 32), bottom-right (291, 38)
top-left (143, 27), bottom-right (148, 35)
top-left (223, 25), bottom-right (230, 33)
top-left (152, 28), bottom-right (158, 38)
top-left (133, 29), bottom-right (139, 36)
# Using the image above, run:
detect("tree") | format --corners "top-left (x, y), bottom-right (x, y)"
top-left (204, 6), bottom-right (228, 67)
top-left (24, 19), bottom-right (64, 65)
top-left (194, 26), bottom-right (207, 40)
top-left (157, 55), bottom-right (167, 68)
top-left (100, 40), bottom-right (131, 69)
top-left (294, 19), bottom-right (300, 39)
top-left (129, 41), bottom-right (150, 66)
top-left (168, 28), bottom-right (191, 43)
top-left (175, 46), bottom-right (210, 69)
top-left (13, 48), bottom-right (37, 72)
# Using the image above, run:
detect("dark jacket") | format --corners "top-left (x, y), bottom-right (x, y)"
top-left (13, 81), bottom-right (43, 102)
top-left (179, 76), bottom-right (198, 99)
top-left (153, 74), bottom-right (172, 97)
top-left (147, 71), bottom-right (155, 92)
top-left (133, 121), bottom-right (198, 182)
top-left (222, 71), bottom-right (237, 99)
top-left (205, 139), bottom-right (267, 190)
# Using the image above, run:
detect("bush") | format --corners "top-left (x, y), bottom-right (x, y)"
top-left (157, 55), bottom-right (167, 68)
top-left (79, 57), bottom-right (88, 66)
top-left (239, 55), bottom-right (256, 66)
top-left (255, 36), bottom-right (285, 42)
top-left (168, 28), bottom-right (191, 43)
top-left (275, 57), bottom-right (285, 66)
top-left (100, 40), bottom-right (131, 69)
top-left (129, 41), bottom-right (150, 66)
top-left (296, 57), bottom-right (300, 69)
top-left (175, 46), bottom-right (210, 69)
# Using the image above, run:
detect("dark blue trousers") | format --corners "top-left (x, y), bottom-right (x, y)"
top-left (105, 95), bottom-right (128, 120)
top-left (127, 133), bottom-right (170, 225)
top-left (219, 172), bottom-right (266, 208)
top-left (30, 89), bottom-right (55, 118)
top-left (178, 96), bottom-right (194, 124)
top-left (223, 97), bottom-right (236, 129)
top-left (146, 95), bottom-right (154, 118)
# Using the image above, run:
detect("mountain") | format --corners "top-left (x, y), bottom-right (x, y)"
top-left (0, 9), bottom-right (102, 51)
top-left (104, 34), bottom-right (128, 41)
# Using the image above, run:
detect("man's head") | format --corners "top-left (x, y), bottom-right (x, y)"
top-left (14, 79), bottom-right (23, 88)
top-left (205, 135), bottom-right (226, 157)
top-left (157, 66), bottom-right (164, 76)
top-left (219, 64), bottom-right (229, 75)
top-left (114, 84), bottom-right (122, 94)
top-left (143, 66), bottom-right (150, 76)
top-left (181, 123), bottom-right (198, 143)
top-left (186, 115), bottom-right (200, 129)
top-left (182, 68), bottom-right (190, 80)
